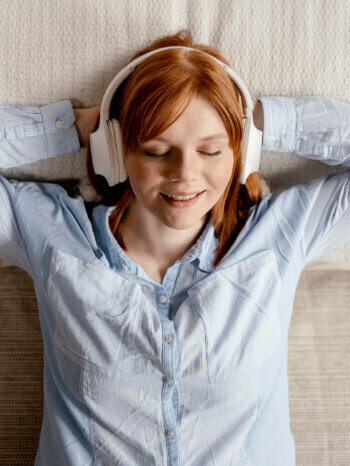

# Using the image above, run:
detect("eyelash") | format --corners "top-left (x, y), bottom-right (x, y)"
top-left (144, 151), bottom-right (221, 157)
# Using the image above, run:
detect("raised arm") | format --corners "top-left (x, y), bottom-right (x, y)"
top-left (0, 100), bottom-right (81, 168)
top-left (258, 95), bottom-right (350, 167)
top-left (0, 100), bottom-right (83, 272)
top-left (257, 95), bottom-right (350, 266)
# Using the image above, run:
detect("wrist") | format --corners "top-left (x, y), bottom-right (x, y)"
top-left (74, 106), bottom-right (100, 148)
top-left (74, 108), bottom-right (84, 147)
top-left (253, 100), bottom-right (264, 132)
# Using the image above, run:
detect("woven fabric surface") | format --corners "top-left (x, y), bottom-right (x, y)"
top-left (289, 262), bottom-right (350, 465)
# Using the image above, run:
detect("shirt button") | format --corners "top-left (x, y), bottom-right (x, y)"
top-left (165, 334), bottom-right (173, 343)
top-left (274, 141), bottom-right (280, 148)
top-left (165, 377), bottom-right (174, 385)
top-left (167, 429), bottom-right (176, 438)
top-left (159, 295), bottom-right (167, 303)
top-left (56, 120), bottom-right (63, 128)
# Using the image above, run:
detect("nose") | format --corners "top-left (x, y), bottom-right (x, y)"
top-left (166, 150), bottom-right (198, 182)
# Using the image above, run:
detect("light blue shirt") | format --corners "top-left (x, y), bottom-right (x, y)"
top-left (0, 96), bottom-right (349, 465)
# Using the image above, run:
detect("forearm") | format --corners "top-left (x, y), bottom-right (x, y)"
top-left (258, 96), bottom-right (350, 167)
top-left (0, 100), bottom-right (80, 169)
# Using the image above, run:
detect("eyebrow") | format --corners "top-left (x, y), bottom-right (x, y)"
top-left (152, 133), bottom-right (229, 143)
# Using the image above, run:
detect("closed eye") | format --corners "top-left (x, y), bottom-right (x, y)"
top-left (144, 151), bottom-right (221, 157)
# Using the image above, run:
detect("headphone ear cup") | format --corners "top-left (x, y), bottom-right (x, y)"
top-left (107, 119), bottom-right (128, 183)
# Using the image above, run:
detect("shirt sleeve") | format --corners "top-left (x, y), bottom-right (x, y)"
top-left (259, 96), bottom-right (350, 265)
top-left (259, 95), bottom-right (350, 166)
top-left (0, 100), bottom-right (81, 273)
top-left (0, 99), bottom-right (81, 168)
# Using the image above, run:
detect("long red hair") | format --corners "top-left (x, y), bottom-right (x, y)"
top-left (83, 29), bottom-right (263, 267)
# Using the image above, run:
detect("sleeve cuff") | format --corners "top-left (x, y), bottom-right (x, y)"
top-left (39, 100), bottom-right (81, 158)
top-left (258, 96), bottom-right (297, 153)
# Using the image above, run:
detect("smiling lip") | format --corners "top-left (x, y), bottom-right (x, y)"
top-left (160, 190), bottom-right (205, 207)
top-left (162, 191), bottom-right (204, 196)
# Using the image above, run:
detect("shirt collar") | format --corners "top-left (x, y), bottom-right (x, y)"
top-left (91, 205), bottom-right (218, 274)
top-left (179, 215), bottom-right (218, 272)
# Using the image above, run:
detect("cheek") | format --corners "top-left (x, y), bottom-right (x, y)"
top-left (125, 158), bottom-right (160, 197)
top-left (208, 158), bottom-right (234, 190)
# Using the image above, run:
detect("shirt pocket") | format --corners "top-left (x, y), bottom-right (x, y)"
top-left (187, 249), bottom-right (282, 383)
top-left (46, 247), bottom-right (145, 378)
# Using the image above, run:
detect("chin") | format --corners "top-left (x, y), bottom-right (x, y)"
top-left (163, 220), bottom-right (195, 230)
top-left (161, 214), bottom-right (207, 231)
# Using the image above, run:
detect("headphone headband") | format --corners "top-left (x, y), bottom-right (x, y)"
top-left (90, 46), bottom-right (262, 186)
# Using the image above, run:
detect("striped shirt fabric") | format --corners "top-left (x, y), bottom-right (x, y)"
top-left (0, 96), bottom-right (349, 465)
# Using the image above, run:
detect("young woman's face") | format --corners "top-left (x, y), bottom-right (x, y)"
top-left (124, 95), bottom-right (235, 230)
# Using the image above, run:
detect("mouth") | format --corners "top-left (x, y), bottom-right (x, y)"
top-left (160, 190), bottom-right (205, 207)
top-left (161, 190), bottom-right (205, 198)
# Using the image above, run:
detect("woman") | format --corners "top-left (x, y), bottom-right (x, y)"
top-left (0, 30), bottom-right (349, 465)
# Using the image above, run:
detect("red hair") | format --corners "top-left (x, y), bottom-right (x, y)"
top-left (84, 29), bottom-right (263, 267)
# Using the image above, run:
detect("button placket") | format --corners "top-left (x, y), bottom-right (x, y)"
top-left (165, 334), bottom-right (174, 343)
top-left (160, 295), bottom-right (167, 304)
top-left (167, 429), bottom-right (176, 438)
top-left (161, 321), bottom-right (179, 462)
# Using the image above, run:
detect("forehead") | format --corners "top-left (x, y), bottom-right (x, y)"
top-left (149, 95), bottom-right (228, 142)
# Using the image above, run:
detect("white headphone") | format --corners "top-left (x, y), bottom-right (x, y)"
top-left (90, 46), bottom-right (262, 187)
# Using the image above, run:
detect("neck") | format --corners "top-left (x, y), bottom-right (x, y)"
top-left (119, 204), bottom-right (209, 267)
